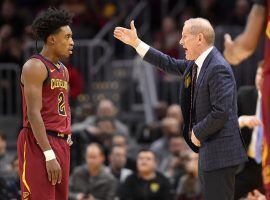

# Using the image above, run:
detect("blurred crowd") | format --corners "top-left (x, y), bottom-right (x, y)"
top-left (0, 0), bottom-right (266, 199)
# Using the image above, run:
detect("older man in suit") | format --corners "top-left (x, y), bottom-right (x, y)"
top-left (114, 18), bottom-right (248, 199)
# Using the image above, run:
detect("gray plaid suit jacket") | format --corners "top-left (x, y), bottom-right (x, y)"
top-left (143, 46), bottom-right (248, 171)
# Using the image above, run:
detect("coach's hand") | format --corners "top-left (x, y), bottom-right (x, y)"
top-left (191, 130), bottom-right (201, 147)
top-left (114, 20), bottom-right (140, 48)
top-left (46, 159), bottom-right (62, 185)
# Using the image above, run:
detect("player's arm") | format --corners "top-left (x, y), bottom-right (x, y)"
top-left (21, 58), bottom-right (62, 185)
top-left (22, 59), bottom-right (51, 151)
top-left (223, 4), bottom-right (266, 65)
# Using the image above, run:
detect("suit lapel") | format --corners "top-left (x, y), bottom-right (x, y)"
top-left (193, 47), bottom-right (217, 103)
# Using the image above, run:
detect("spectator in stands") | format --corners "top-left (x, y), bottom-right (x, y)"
top-left (166, 104), bottom-right (184, 127)
top-left (234, 61), bottom-right (264, 199)
top-left (159, 135), bottom-right (189, 189)
top-left (137, 101), bottom-right (168, 143)
top-left (153, 16), bottom-right (180, 58)
top-left (229, 0), bottom-right (251, 26)
top-left (73, 99), bottom-right (129, 136)
top-left (176, 152), bottom-right (202, 200)
top-left (0, 155), bottom-right (19, 200)
top-left (112, 134), bottom-right (137, 171)
top-left (0, 132), bottom-right (12, 175)
top-left (66, 62), bottom-right (84, 105)
top-left (0, 0), bottom-right (24, 64)
top-left (119, 149), bottom-right (171, 200)
top-left (108, 145), bottom-right (132, 197)
top-left (196, 0), bottom-right (224, 26)
top-left (108, 145), bottom-right (132, 182)
top-left (8, 155), bottom-right (20, 199)
top-left (152, 16), bottom-right (182, 103)
top-left (69, 143), bottom-right (117, 200)
top-left (150, 117), bottom-right (180, 163)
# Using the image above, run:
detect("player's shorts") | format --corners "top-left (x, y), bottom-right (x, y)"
top-left (17, 127), bottom-right (70, 200)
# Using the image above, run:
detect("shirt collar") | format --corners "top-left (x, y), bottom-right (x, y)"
top-left (195, 46), bottom-right (214, 68)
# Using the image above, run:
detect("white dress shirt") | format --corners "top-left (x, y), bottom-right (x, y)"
top-left (194, 46), bottom-right (213, 78)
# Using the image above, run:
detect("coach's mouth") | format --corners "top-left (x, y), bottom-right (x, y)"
top-left (183, 48), bottom-right (188, 54)
top-left (69, 48), bottom-right (73, 54)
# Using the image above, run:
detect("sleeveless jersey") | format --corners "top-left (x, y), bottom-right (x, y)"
top-left (21, 54), bottom-right (71, 134)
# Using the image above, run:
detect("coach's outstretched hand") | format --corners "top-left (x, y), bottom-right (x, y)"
top-left (114, 20), bottom-right (140, 48)
top-left (46, 159), bottom-right (62, 185)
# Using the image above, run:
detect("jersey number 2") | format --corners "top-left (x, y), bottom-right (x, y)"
top-left (58, 92), bottom-right (66, 116)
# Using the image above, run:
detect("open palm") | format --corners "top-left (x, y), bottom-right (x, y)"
top-left (114, 20), bottom-right (139, 48)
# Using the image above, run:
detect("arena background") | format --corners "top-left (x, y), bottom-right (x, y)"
top-left (0, 0), bottom-right (265, 199)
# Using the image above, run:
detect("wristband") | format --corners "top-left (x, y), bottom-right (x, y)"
top-left (43, 149), bottom-right (56, 161)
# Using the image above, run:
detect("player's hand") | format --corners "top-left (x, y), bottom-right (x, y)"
top-left (114, 20), bottom-right (140, 48)
top-left (223, 33), bottom-right (241, 65)
top-left (239, 115), bottom-right (261, 129)
top-left (46, 158), bottom-right (62, 185)
top-left (191, 130), bottom-right (201, 147)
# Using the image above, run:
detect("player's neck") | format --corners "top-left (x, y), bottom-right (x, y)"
top-left (40, 47), bottom-right (59, 64)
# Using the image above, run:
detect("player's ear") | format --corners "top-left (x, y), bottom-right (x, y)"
top-left (47, 35), bottom-right (55, 46)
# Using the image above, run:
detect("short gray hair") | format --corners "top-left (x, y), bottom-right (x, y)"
top-left (184, 18), bottom-right (215, 45)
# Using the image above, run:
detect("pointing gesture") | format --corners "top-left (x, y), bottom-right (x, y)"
top-left (114, 20), bottom-right (140, 48)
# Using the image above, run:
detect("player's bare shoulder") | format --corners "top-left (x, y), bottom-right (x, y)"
top-left (21, 58), bottom-right (48, 84)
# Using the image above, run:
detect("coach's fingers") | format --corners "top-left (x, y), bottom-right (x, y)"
top-left (114, 30), bottom-right (122, 38)
top-left (130, 20), bottom-right (136, 30)
top-left (115, 27), bottom-right (129, 33)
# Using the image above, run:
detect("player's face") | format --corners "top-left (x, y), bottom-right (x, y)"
top-left (53, 25), bottom-right (74, 59)
top-left (179, 25), bottom-right (200, 60)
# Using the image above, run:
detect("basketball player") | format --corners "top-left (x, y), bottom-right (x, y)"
top-left (17, 8), bottom-right (74, 200)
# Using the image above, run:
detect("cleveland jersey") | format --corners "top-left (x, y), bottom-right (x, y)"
top-left (21, 54), bottom-right (71, 134)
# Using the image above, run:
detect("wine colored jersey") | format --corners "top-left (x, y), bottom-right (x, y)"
top-left (21, 54), bottom-right (71, 134)
top-left (265, 0), bottom-right (270, 74)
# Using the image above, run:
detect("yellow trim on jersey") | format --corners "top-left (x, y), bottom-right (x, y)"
top-left (22, 141), bottom-right (31, 193)
top-left (266, 21), bottom-right (270, 39)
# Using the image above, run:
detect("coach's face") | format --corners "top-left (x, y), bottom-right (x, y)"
top-left (179, 24), bottom-right (200, 60)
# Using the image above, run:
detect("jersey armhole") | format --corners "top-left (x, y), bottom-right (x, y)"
top-left (29, 55), bottom-right (50, 85)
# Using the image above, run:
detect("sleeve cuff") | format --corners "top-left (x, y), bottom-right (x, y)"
top-left (136, 41), bottom-right (150, 58)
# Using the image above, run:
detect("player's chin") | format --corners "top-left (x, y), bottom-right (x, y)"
top-left (63, 51), bottom-right (72, 58)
